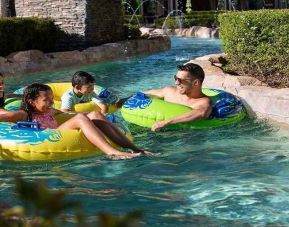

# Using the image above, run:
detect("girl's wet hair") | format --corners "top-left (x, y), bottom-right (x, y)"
top-left (72, 71), bottom-right (95, 88)
top-left (21, 83), bottom-right (52, 121)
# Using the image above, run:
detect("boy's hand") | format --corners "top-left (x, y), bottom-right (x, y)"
top-left (97, 102), bottom-right (109, 115)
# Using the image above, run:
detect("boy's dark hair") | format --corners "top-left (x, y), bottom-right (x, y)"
top-left (0, 73), bottom-right (3, 78)
top-left (72, 71), bottom-right (95, 88)
top-left (177, 63), bottom-right (205, 83)
top-left (21, 83), bottom-right (52, 121)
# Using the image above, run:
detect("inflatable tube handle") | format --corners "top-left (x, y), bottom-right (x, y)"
top-left (12, 121), bottom-right (42, 131)
top-left (135, 92), bottom-right (147, 99)
top-left (106, 114), bottom-right (116, 123)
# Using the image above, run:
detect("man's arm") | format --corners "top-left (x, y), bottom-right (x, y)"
top-left (144, 87), bottom-right (170, 98)
top-left (151, 98), bottom-right (212, 132)
top-left (5, 94), bottom-right (22, 98)
top-left (0, 109), bottom-right (27, 123)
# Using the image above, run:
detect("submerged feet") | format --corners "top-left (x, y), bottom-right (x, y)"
top-left (108, 150), bottom-right (158, 160)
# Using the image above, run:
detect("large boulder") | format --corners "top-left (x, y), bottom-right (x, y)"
top-left (5, 50), bottom-right (52, 75)
top-left (7, 50), bottom-right (47, 63)
top-left (203, 75), bottom-right (266, 88)
top-left (227, 86), bottom-right (289, 124)
top-left (48, 50), bottom-right (86, 68)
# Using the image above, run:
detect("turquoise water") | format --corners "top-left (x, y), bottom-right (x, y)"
top-left (2, 37), bottom-right (289, 226)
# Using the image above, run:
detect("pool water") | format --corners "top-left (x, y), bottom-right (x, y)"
top-left (2, 37), bottom-right (289, 226)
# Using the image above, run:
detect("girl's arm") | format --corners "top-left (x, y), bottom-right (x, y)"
top-left (52, 108), bottom-right (63, 116)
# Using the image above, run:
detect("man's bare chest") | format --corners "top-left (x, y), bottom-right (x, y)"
top-left (164, 95), bottom-right (198, 108)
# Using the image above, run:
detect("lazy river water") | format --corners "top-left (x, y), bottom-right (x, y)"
top-left (2, 37), bottom-right (289, 226)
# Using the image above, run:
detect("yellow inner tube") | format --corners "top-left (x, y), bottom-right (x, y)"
top-left (48, 83), bottom-right (118, 113)
top-left (0, 113), bottom-right (132, 161)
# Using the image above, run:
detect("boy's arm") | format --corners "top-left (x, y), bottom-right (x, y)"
top-left (96, 102), bottom-right (109, 115)
top-left (61, 93), bottom-right (74, 113)
top-left (91, 92), bottom-right (108, 114)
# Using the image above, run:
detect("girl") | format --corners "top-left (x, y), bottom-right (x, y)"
top-left (19, 83), bottom-right (152, 159)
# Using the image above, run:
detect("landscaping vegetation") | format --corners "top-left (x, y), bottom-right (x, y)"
top-left (219, 9), bottom-right (289, 88)
top-left (124, 24), bottom-right (141, 39)
top-left (0, 176), bottom-right (142, 227)
top-left (155, 11), bottom-right (225, 29)
top-left (0, 17), bottom-right (64, 57)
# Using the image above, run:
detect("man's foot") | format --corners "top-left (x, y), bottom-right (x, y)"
top-left (135, 150), bottom-right (159, 156)
top-left (108, 152), bottom-right (142, 160)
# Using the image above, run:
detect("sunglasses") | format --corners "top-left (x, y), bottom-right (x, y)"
top-left (174, 75), bottom-right (192, 84)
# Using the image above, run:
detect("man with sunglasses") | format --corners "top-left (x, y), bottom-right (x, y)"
top-left (145, 63), bottom-right (212, 132)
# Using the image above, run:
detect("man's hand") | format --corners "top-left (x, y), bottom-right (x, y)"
top-left (151, 120), bottom-right (170, 132)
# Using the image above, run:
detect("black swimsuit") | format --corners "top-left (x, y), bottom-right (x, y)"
top-left (0, 92), bottom-right (4, 108)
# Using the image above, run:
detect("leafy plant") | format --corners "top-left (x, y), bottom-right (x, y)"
top-left (124, 24), bottom-right (141, 40)
top-left (0, 176), bottom-right (143, 227)
top-left (155, 11), bottom-right (226, 29)
top-left (219, 9), bottom-right (289, 87)
top-left (0, 17), bottom-right (64, 57)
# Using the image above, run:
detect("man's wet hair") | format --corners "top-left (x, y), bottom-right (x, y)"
top-left (72, 71), bottom-right (95, 88)
top-left (177, 63), bottom-right (205, 83)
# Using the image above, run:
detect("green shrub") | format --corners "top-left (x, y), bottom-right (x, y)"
top-left (0, 17), bottom-right (64, 57)
top-left (155, 11), bottom-right (225, 29)
top-left (124, 24), bottom-right (141, 39)
top-left (219, 9), bottom-right (289, 87)
top-left (124, 14), bottom-right (144, 26)
top-left (0, 176), bottom-right (142, 226)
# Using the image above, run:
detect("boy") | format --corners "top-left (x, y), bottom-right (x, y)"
top-left (61, 71), bottom-right (118, 114)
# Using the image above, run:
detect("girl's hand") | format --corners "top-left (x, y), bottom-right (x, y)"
top-left (141, 151), bottom-right (159, 156)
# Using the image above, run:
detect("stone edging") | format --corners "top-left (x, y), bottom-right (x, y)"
top-left (140, 26), bottom-right (219, 39)
top-left (189, 54), bottom-right (289, 126)
top-left (0, 36), bottom-right (170, 77)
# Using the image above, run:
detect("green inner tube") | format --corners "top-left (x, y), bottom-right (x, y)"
top-left (4, 98), bottom-right (22, 111)
top-left (121, 88), bottom-right (246, 129)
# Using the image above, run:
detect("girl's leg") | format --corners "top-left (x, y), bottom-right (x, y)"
top-left (57, 113), bottom-right (141, 159)
top-left (86, 111), bottom-right (146, 153)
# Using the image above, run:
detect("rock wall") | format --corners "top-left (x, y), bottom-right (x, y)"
top-left (85, 0), bottom-right (125, 46)
top-left (0, 0), bottom-right (4, 16)
top-left (0, 36), bottom-right (171, 77)
top-left (13, 0), bottom-right (125, 48)
top-left (140, 26), bottom-right (219, 39)
top-left (0, 0), bottom-right (14, 16)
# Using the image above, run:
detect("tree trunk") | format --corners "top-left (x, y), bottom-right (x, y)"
top-left (3, 0), bottom-right (15, 16)
top-left (178, 0), bottom-right (187, 13)
top-left (239, 0), bottom-right (249, 10)
top-left (191, 0), bottom-right (212, 10)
